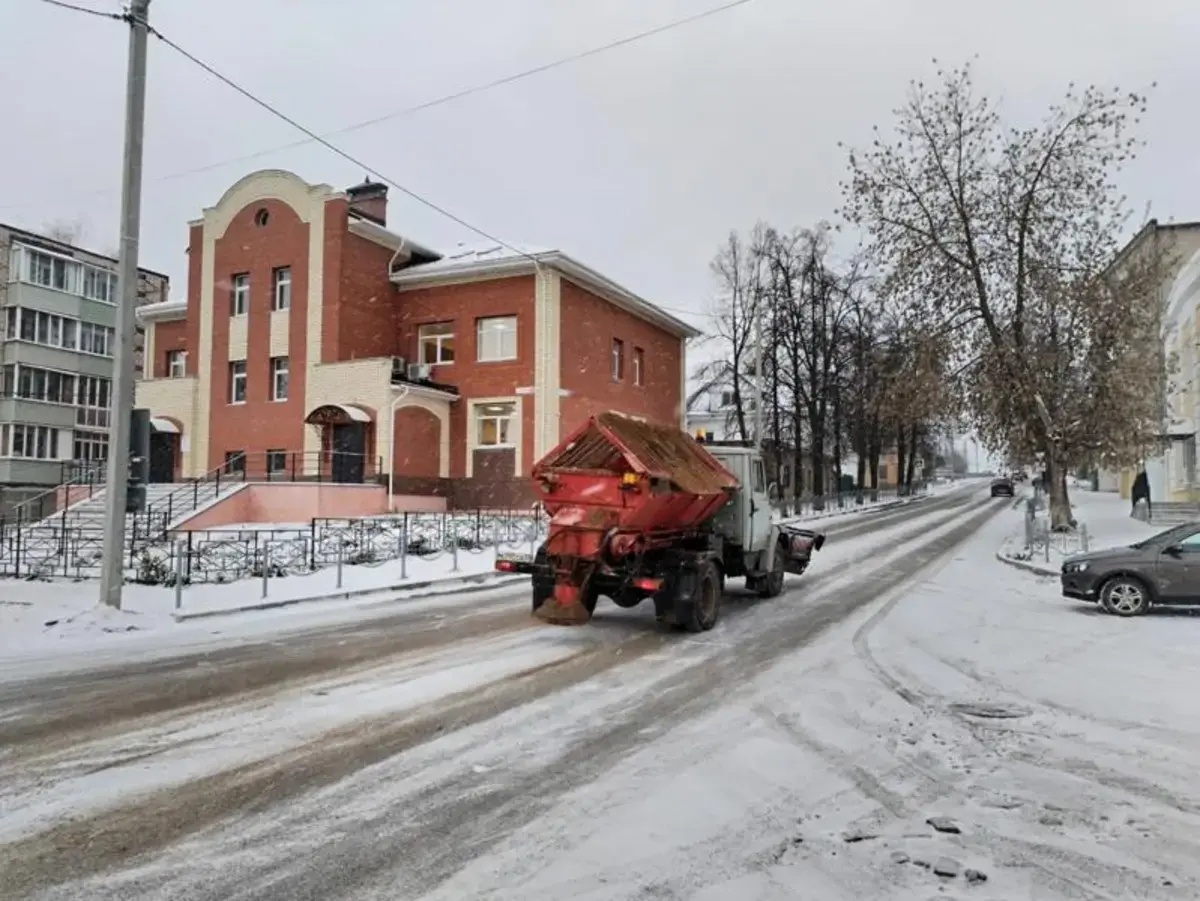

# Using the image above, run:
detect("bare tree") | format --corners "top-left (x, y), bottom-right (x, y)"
top-left (841, 61), bottom-right (1164, 527)
top-left (759, 225), bottom-right (855, 503)
top-left (42, 219), bottom-right (86, 246)
top-left (700, 228), bottom-right (769, 442)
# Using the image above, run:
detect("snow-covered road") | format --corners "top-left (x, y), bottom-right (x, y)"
top-left (6, 484), bottom-right (1192, 900)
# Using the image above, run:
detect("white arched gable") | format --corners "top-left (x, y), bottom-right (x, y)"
top-left (202, 169), bottom-right (337, 239)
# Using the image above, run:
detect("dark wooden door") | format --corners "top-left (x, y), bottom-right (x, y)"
top-left (148, 433), bottom-right (175, 483)
top-left (331, 423), bottom-right (366, 483)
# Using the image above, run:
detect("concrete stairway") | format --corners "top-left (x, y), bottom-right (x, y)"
top-left (1147, 502), bottom-right (1200, 526)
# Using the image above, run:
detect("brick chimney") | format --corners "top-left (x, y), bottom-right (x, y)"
top-left (346, 177), bottom-right (388, 226)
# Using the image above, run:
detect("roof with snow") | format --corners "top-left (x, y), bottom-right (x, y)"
top-left (390, 242), bottom-right (700, 340)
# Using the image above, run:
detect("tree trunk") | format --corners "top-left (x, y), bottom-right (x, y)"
top-left (895, 422), bottom-right (907, 496)
top-left (810, 434), bottom-right (826, 509)
top-left (1045, 451), bottom-right (1075, 531)
top-left (905, 426), bottom-right (919, 488)
top-left (832, 391), bottom-right (844, 498)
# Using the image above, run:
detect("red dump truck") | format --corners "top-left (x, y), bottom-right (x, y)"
top-left (495, 412), bottom-right (825, 630)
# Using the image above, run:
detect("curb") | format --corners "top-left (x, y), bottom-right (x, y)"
top-left (780, 494), bottom-right (928, 525)
top-left (171, 571), bottom-right (530, 622)
top-left (994, 550), bottom-right (1057, 578)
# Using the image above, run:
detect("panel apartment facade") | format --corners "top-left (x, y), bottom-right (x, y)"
top-left (0, 224), bottom-right (168, 498)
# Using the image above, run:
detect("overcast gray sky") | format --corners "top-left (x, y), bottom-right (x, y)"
top-left (2, 0), bottom-right (1197, 332)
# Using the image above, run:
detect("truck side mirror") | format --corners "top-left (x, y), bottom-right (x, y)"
top-left (768, 481), bottom-right (780, 503)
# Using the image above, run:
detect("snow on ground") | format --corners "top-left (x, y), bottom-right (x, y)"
top-left (0, 628), bottom-right (580, 843)
top-left (0, 538), bottom-right (536, 654)
top-left (0, 491), bottom-right (949, 668)
top-left (999, 486), bottom-right (1158, 574)
top-left (412, 502), bottom-right (1200, 900)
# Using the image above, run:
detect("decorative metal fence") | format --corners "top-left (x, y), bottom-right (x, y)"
top-left (134, 508), bottom-right (549, 586)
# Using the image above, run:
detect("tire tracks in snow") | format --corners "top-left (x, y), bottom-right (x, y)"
top-left (839, 517), bottom-right (1197, 897)
top-left (0, 490), bottom-right (983, 898)
top-left (0, 487), bottom-right (970, 759)
top-left (8, 497), bottom-right (996, 900)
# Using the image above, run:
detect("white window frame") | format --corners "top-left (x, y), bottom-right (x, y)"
top-left (77, 321), bottom-right (114, 357)
top-left (229, 359), bottom-right (247, 404)
top-left (418, 321), bottom-right (456, 365)
top-left (2, 423), bottom-right (59, 460)
top-left (76, 375), bottom-right (112, 428)
top-left (611, 338), bottom-right (625, 381)
top-left (270, 355), bottom-right (289, 401)
top-left (474, 400), bottom-right (517, 448)
top-left (73, 430), bottom-right (109, 463)
top-left (167, 349), bottom-right (187, 378)
top-left (11, 243), bottom-right (118, 304)
top-left (476, 316), bottom-right (517, 362)
top-left (272, 267), bottom-right (291, 312)
top-left (633, 346), bottom-right (645, 386)
top-left (231, 273), bottom-right (250, 317)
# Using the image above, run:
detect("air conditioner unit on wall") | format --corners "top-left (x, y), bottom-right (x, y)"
top-left (408, 362), bottom-right (432, 382)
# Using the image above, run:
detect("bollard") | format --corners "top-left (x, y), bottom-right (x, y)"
top-left (451, 534), bottom-right (460, 573)
top-left (262, 543), bottom-right (270, 599)
top-left (173, 540), bottom-right (184, 611)
top-left (1080, 522), bottom-right (1089, 553)
top-left (337, 541), bottom-right (344, 589)
top-left (400, 520), bottom-right (408, 581)
top-left (1043, 524), bottom-right (1051, 563)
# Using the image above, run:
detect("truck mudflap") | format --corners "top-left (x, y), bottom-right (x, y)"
top-left (779, 524), bottom-right (825, 575)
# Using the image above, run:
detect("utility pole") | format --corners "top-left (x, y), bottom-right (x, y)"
top-left (99, 0), bottom-right (151, 609)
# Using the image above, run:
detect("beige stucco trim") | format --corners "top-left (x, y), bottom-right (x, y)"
top-left (143, 321), bottom-right (155, 379)
top-left (388, 390), bottom-right (453, 480)
top-left (533, 267), bottom-right (562, 458)
top-left (269, 310), bottom-right (289, 356)
top-left (305, 358), bottom-right (392, 476)
top-left (466, 395), bottom-right (523, 478)
top-left (135, 376), bottom-right (198, 475)
top-left (228, 313), bottom-right (248, 361)
top-left (193, 170), bottom-right (334, 473)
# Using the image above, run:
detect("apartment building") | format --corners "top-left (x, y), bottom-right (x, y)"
top-left (135, 169), bottom-right (697, 507)
top-left (0, 224), bottom-right (168, 498)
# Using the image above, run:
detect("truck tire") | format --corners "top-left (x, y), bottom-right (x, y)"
top-left (684, 561), bottom-right (722, 633)
top-left (757, 541), bottom-right (786, 599)
top-left (531, 545), bottom-right (552, 613)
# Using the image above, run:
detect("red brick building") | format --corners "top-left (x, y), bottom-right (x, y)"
top-left (135, 169), bottom-right (697, 506)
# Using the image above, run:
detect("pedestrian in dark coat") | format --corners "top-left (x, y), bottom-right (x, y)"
top-left (1131, 470), bottom-right (1151, 519)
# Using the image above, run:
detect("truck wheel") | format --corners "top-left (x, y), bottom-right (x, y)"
top-left (684, 562), bottom-right (722, 633)
top-left (757, 542), bottom-right (786, 599)
top-left (531, 545), bottom-right (552, 613)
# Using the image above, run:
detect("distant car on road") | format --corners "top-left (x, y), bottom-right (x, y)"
top-left (990, 477), bottom-right (1014, 498)
top-left (1061, 523), bottom-right (1200, 616)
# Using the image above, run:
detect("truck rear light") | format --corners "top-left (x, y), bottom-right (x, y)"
top-left (496, 560), bottom-right (517, 572)
top-left (632, 576), bottom-right (663, 592)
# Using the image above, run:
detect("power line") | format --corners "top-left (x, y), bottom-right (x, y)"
top-left (25, 0), bottom-right (718, 322)
top-left (33, 0), bottom-right (122, 20)
top-left (154, 0), bottom-right (754, 183)
top-left (141, 20), bottom-right (711, 321)
top-left (7, 0), bottom-right (754, 206)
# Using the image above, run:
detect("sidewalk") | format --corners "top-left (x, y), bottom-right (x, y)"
top-left (997, 487), bottom-right (1158, 576)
